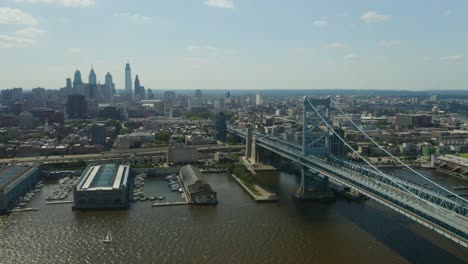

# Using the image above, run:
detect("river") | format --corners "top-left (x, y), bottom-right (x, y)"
top-left (0, 171), bottom-right (467, 264)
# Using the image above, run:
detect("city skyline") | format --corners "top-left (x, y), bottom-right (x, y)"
top-left (0, 0), bottom-right (467, 90)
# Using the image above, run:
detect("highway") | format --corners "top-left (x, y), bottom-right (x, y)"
top-left (0, 144), bottom-right (245, 164)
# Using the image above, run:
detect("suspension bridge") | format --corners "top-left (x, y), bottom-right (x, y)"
top-left (228, 96), bottom-right (468, 248)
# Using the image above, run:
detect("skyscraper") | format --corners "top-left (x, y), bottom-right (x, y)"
top-left (125, 62), bottom-right (132, 97)
top-left (73, 70), bottom-right (84, 95)
top-left (89, 67), bottom-right (97, 85)
top-left (134, 74), bottom-right (145, 102)
top-left (104, 72), bottom-right (115, 102)
top-left (66, 78), bottom-right (72, 89)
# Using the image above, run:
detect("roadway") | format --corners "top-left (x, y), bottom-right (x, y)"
top-left (0, 144), bottom-right (245, 164)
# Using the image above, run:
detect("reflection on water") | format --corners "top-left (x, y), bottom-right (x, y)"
top-left (0, 172), bottom-right (466, 264)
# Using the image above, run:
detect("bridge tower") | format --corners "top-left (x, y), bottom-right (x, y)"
top-left (294, 166), bottom-right (335, 201)
top-left (302, 97), bottom-right (331, 157)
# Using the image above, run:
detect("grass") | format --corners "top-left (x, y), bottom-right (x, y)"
top-left (239, 178), bottom-right (261, 196)
top-left (460, 153), bottom-right (468, 158)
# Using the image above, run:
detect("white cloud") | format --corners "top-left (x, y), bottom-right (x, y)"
top-left (328, 42), bottom-right (345, 48)
top-left (15, 0), bottom-right (95, 7)
top-left (344, 53), bottom-right (360, 62)
top-left (0, 8), bottom-right (38, 25)
top-left (0, 34), bottom-right (36, 48)
top-left (0, 26), bottom-right (45, 48)
top-left (380, 40), bottom-right (403, 48)
top-left (361, 11), bottom-right (391, 24)
top-left (15, 27), bottom-right (45, 38)
top-left (313, 20), bottom-right (328, 28)
top-left (443, 10), bottom-right (452, 17)
top-left (69, 48), bottom-right (81, 53)
top-left (114, 12), bottom-right (152, 22)
top-left (205, 0), bottom-right (234, 9)
top-left (441, 55), bottom-right (464, 62)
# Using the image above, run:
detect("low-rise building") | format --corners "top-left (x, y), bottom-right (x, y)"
top-left (179, 165), bottom-right (217, 205)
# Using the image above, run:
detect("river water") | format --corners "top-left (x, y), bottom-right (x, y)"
top-left (0, 171), bottom-right (467, 264)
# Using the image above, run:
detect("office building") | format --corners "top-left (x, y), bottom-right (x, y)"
top-left (125, 62), bottom-right (132, 98)
top-left (66, 94), bottom-right (87, 119)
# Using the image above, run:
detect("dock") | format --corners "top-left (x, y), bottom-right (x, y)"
top-left (45, 200), bottom-right (74, 205)
top-left (151, 201), bottom-right (188, 207)
top-left (10, 208), bottom-right (39, 213)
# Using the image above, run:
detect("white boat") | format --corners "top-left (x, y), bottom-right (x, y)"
top-left (102, 231), bottom-right (113, 243)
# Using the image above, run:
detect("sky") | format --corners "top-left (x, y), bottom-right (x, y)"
top-left (0, 0), bottom-right (467, 90)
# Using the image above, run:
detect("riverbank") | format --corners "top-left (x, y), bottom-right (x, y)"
top-left (230, 174), bottom-right (278, 202)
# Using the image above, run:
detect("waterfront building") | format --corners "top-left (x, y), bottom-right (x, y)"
top-left (0, 165), bottom-right (41, 214)
top-left (179, 165), bottom-right (217, 205)
top-left (73, 164), bottom-right (131, 210)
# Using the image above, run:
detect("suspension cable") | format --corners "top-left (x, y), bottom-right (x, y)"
top-left (329, 99), bottom-right (468, 204)
top-left (305, 98), bottom-right (460, 211)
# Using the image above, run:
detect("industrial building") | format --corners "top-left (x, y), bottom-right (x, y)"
top-left (73, 164), bottom-right (131, 210)
top-left (167, 144), bottom-right (198, 164)
top-left (0, 165), bottom-right (41, 214)
top-left (179, 165), bottom-right (217, 205)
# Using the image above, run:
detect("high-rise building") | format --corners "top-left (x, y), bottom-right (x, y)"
top-left (66, 78), bottom-right (72, 89)
top-left (195, 89), bottom-right (202, 99)
top-left (89, 67), bottom-right (97, 85)
top-left (73, 70), bottom-right (84, 95)
top-left (125, 62), bottom-right (132, 97)
top-left (214, 112), bottom-right (228, 141)
top-left (89, 124), bottom-right (106, 145)
top-left (104, 72), bottom-right (115, 102)
top-left (134, 74), bottom-right (145, 102)
top-left (256, 92), bottom-right (263, 106)
top-left (66, 94), bottom-right (87, 119)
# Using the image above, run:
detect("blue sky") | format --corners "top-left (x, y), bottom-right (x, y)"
top-left (0, 0), bottom-right (467, 90)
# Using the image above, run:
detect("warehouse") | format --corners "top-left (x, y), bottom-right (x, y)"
top-left (179, 165), bottom-right (217, 205)
top-left (0, 165), bottom-right (41, 214)
top-left (73, 164), bottom-right (131, 210)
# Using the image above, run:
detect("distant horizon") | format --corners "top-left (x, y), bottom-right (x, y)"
top-left (1, 1), bottom-right (467, 89)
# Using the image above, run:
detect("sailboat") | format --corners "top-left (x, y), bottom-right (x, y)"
top-left (102, 231), bottom-right (113, 243)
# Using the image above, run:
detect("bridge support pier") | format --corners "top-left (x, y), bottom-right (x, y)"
top-left (293, 167), bottom-right (335, 202)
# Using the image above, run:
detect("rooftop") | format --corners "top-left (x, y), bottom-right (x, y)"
top-left (77, 164), bottom-right (129, 191)
top-left (0, 165), bottom-right (37, 189)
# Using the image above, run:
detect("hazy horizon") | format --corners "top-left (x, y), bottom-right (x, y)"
top-left (1, 0), bottom-right (467, 90)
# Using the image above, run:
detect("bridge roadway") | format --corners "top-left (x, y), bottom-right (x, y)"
top-left (0, 144), bottom-right (244, 165)
top-left (228, 126), bottom-right (468, 247)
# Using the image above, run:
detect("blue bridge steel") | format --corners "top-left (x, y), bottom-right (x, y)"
top-left (228, 96), bottom-right (468, 248)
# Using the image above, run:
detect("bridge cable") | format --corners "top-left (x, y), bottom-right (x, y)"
top-left (305, 98), bottom-right (461, 212)
top-left (330, 99), bottom-right (468, 204)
